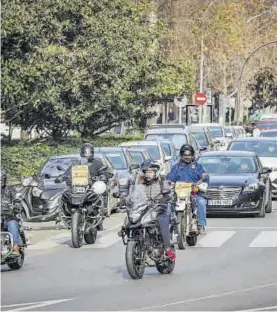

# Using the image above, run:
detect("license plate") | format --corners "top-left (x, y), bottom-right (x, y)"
top-left (208, 200), bottom-right (233, 206)
top-left (75, 187), bottom-right (86, 193)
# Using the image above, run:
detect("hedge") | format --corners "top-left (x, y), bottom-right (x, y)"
top-left (1, 134), bottom-right (144, 183)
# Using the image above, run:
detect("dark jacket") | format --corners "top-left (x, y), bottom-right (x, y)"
top-left (55, 158), bottom-right (110, 185)
top-left (1, 185), bottom-right (21, 221)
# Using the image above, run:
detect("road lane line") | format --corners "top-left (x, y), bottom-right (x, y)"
top-left (131, 282), bottom-right (277, 311)
top-left (233, 305), bottom-right (277, 312)
top-left (249, 231), bottom-right (277, 247)
top-left (4, 298), bottom-right (76, 311)
top-left (206, 226), bottom-right (277, 229)
top-left (196, 231), bottom-right (236, 247)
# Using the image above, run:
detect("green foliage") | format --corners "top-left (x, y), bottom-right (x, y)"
top-left (1, 134), bottom-right (143, 183)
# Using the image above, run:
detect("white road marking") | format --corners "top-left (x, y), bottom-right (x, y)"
top-left (3, 298), bottom-right (76, 311)
top-left (233, 305), bottom-right (277, 312)
top-left (196, 230), bottom-right (236, 247)
top-left (131, 282), bottom-right (277, 311)
top-left (249, 231), bottom-right (277, 247)
top-left (207, 226), bottom-right (277, 229)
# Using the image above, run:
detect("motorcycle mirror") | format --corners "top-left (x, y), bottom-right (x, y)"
top-left (97, 165), bottom-right (108, 172)
top-left (161, 189), bottom-right (171, 195)
top-left (108, 172), bottom-right (114, 178)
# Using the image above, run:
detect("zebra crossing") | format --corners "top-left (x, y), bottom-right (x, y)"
top-left (26, 228), bottom-right (277, 251)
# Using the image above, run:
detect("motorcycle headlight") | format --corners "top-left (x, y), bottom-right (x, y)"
top-left (243, 183), bottom-right (258, 193)
top-left (32, 187), bottom-right (44, 197)
top-left (119, 178), bottom-right (129, 186)
top-left (22, 177), bottom-right (33, 187)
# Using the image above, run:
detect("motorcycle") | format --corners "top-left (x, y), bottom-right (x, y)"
top-left (173, 174), bottom-right (208, 250)
top-left (118, 184), bottom-right (176, 279)
top-left (1, 214), bottom-right (27, 270)
top-left (16, 176), bottom-right (65, 222)
top-left (54, 164), bottom-right (113, 248)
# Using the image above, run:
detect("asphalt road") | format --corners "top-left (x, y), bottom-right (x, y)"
top-left (2, 205), bottom-right (277, 311)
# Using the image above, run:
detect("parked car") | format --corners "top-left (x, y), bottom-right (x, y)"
top-left (227, 137), bottom-right (277, 199)
top-left (188, 125), bottom-right (218, 151)
top-left (145, 138), bottom-right (178, 168)
top-left (127, 148), bottom-right (153, 166)
top-left (198, 151), bottom-right (272, 216)
top-left (144, 124), bottom-right (202, 153)
top-left (118, 140), bottom-right (171, 178)
top-left (259, 129), bottom-right (277, 138)
top-left (18, 153), bottom-right (120, 221)
top-left (94, 147), bottom-right (139, 198)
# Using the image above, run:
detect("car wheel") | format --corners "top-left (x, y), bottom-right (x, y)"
top-left (265, 185), bottom-right (272, 213)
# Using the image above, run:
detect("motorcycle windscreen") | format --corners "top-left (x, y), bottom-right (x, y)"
top-left (127, 184), bottom-right (148, 210)
top-left (71, 165), bottom-right (89, 186)
top-left (175, 182), bottom-right (192, 198)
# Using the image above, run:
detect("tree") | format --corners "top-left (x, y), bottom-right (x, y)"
top-left (2, 0), bottom-right (195, 139)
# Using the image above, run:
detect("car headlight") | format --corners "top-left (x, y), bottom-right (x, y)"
top-left (119, 178), bottom-right (129, 186)
top-left (32, 187), bottom-right (44, 197)
top-left (243, 183), bottom-right (258, 192)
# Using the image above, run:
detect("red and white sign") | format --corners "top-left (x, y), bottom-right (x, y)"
top-left (194, 92), bottom-right (207, 105)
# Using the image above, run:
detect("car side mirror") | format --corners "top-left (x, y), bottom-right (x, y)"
top-left (164, 156), bottom-right (172, 162)
top-left (260, 167), bottom-right (272, 175)
top-left (131, 164), bottom-right (140, 170)
top-left (57, 165), bottom-right (65, 171)
top-left (44, 174), bottom-right (51, 179)
top-left (214, 139), bottom-right (220, 144)
top-left (200, 146), bottom-right (207, 152)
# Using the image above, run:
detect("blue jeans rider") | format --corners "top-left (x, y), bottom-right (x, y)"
top-left (1, 169), bottom-right (22, 256)
top-left (166, 144), bottom-right (209, 235)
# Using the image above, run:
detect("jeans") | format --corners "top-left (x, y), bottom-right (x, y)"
top-left (7, 220), bottom-right (20, 245)
top-left (195, 195), bottom-right (207, 226)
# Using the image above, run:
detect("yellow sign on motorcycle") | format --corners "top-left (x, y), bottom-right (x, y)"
top-left (71, 165), bottom-right (89, 185)
top-left (175, 182), bottom-right (192, 198)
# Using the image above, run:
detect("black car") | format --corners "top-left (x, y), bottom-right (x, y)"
top-left (94, 147), bottom-right (139, 197)
top-left (227, 137), bottom-right (277, 199)
top-left (198, 151), bottom-right (272, 217)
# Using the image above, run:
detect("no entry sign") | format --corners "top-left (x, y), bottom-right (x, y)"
top-left (194, 92), bottom-right (207, 105)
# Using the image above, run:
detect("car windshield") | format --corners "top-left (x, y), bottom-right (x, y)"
top-left (40, 157), bottom-right (79, 178)
top-left (129, 151), bottom-right (144, 165)
top-left (256, 123), bottom-right (277, 130)
top-left (102, 151), bottom-right (128, 169)
top-left (260, 131), bottom-right (277, 138)
top-left (145, 134), bottom-right (187, 150)
top-left (228, 141), bottom-right (277, 157)
top-left (125, 145), bottom-right (161, 161)
top-left (198, 156), bottom-right (257, 174)
top-left (208, 126), bottom-right (223, 138)
top-left (191, 132), bottom-right (208, 146)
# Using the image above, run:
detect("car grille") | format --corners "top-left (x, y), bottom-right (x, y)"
top-left (206, 187), bottom-right (241, 199)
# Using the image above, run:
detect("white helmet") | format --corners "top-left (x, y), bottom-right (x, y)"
top-left (92, 181), bottom-right (107, 194)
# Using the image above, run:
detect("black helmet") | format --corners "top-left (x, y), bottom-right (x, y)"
top-left (80, 143), bottom-right (94, 162)
top-left (0, 169), bottom-right (7, 188)
top-left (180, 144), bottom-right (195, 164)
top-left (141, 160), bottom-right (160, 183)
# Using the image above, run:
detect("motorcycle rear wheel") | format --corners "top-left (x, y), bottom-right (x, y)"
top-left (125, 240), bottom-right (145, 279)
top-left (156, 246), bottom-right (176, 274)
top-left (71, 210), bottom-right (83, 248)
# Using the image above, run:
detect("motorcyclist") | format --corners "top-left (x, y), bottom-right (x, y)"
top-left (55, 143), bottom-right (112, 230)
top-left (166, 144), bottom-right (209, 235)
top-left (130, 161), bottom-right (176, 261)
top-left (1, 169), bottom-right (22, 256)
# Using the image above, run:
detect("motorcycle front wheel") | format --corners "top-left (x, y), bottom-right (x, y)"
top-left (71, 210), bottom-right (84, 248)
top-left (177, 212), bottom-right (186, 250)
top-left (125, 240), bottom-right (145, 279)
